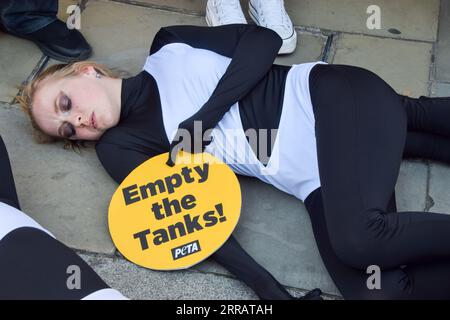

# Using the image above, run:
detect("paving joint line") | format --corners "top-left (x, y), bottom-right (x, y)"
top-left (104, 0), bottom-right (204, 17)
top-left (12, 54), bottom-right (49, 105)
top-left (424, 161), bottom-right (435, 212)
top-left (321, 33), bottom-right (335, 62)
top-left (330, 29), bottom-right (436, 44)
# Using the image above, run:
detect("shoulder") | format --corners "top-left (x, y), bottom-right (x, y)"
top-left (149, 26), bottom-right (179, 55)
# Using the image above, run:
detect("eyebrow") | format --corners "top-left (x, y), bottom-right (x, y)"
top-left (55, 93), bottom-right (77, 139)
top-left (57, 124), bottom-right (64, 138)
top-left (54, 91), bottom-right (60, 115)
top-left (55, 91), bottom-right (64, 137)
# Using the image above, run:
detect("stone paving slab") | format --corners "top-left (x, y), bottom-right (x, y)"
top-left (429, 162), bottom-right (450, 214)
top-left (0, 34), bottom-right (42, 103)
top-left (287, 0), bottom-right (439, 42)
top-left (123, 0), bottom-right (207, 15)
top-left (332, 33), bottom-right (433, 97)
top-left (0, 106), bottom-right (117, 254)
top-left (431, 81), bottom-right (450, 97)
top-left (396, 160), bottom-right (429, 212)
top-left (78, 0), bottom-right (208, 77)
top-left (134, 0), bottom-right (439, 42)
top-left (435, 0), bottom-right (450, 82)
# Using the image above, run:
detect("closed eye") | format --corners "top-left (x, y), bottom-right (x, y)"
top-left (59, 122), bottom-right (76, 139)
top-left (59, 93), bottom-right (72, 113)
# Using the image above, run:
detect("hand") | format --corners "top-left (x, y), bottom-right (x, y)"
top-left (166, 119), bottom-right (201, 167)
top-left (166, 135), bottom-right (185, 167)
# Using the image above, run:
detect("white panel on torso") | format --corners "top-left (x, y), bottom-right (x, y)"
top-left (143, 44), bottom-right (324, 201)
top-left (143, 43), bottom-right (238, 143)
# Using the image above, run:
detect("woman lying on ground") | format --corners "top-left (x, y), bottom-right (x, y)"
top-left (17, 23), bottom-right (450, 300)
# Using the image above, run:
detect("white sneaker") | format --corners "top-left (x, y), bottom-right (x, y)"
top-left (248, 0), bottom-right (297, 54)
top-left (206, 0), bottom-right (247, 26)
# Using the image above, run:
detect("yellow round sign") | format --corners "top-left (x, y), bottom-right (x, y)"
top-left (108, 152), bottom-right (241, 270)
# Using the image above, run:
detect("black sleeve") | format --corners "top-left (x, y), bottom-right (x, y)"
top-left (95, 143), bottom-right (154, 184)
top-left (151, 24), bottom-right (282, 150)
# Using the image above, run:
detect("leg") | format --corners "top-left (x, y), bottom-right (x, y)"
top-left (0, 203), bottom-right (126, 299)
top-left (404, 131), bottom-right (450, 164)
top-left (402, 95), bottom-right (450, 138)
top-left (0, 136), bottom-right (20, 209)
top-left (0, 0), bottom-right (91, 62)
top-left (309, 64), bottom-right (450, 270)
top-left (0, 0), bottom-right (57, 34)
top-left (212, 235), bottom-right (293, 300)
top-left (0, 135), bottom-right (125, 299)
top-left (305, 187), bottom-right (450, 299)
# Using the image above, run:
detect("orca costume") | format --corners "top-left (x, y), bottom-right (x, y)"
top-left (96, 24), bottom-right (450, 299)
top-left (0, 136), bottom-right (126, 300)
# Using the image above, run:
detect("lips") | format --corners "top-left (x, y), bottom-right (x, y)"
top-left (90, 112), bottom-right (97, 129)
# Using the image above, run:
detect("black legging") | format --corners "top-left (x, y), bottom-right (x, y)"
top-left (305, 63), bottom-right (450, 299)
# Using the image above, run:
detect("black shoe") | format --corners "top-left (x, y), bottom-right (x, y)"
top-left (7, 19), bottom-right (92, 62)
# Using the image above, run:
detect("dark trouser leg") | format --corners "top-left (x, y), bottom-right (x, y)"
top-left (0, 136), bottom-right (20, 209)
top-left (212, 235), bottom-right (293, 300)
top-left (0, 0), bottom-right (57, 34)
top-left (305, 187), bottom-right (450, 299)
top-left (309, 64), bottom-right (450, 271)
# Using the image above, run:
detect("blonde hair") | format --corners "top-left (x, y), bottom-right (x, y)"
top-left (16, 61), bottom-right (119, 151)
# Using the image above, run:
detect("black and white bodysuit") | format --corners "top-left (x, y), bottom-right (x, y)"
top-left (97, 24), bottom-right (324, 201)
top-left (96, 24), bottom-right (323, 300)
top-left (0, 136), bottom-right (126, 299)
top-left (96, 23), bottom-right (450, 300)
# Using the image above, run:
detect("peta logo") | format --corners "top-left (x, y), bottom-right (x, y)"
top-left (171, 240), bottom-right (201, 260)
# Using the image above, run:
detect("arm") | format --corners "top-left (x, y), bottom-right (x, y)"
top-left (151, 25), bottom-right (283, 165)
top-left (95, 143), bottom-right (155, 184)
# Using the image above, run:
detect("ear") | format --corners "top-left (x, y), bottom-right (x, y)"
top-left (78, 65), bottom-right (97, 78)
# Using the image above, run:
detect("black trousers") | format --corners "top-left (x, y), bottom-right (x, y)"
top-left (0, 0), bottom-right (57, 34)
top-left (0, 136), bottom-right (112, 299)
top-left (304, 63), bottom-right (450, 299)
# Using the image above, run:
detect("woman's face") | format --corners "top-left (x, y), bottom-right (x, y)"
top-left (32, 66), bottom-right (120, 141)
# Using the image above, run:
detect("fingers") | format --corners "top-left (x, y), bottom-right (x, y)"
top-left (166, 142), bottom-right (179, 167)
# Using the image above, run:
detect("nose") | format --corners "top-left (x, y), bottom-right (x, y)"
top-left (74, 114), bottom-right (89, 127)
